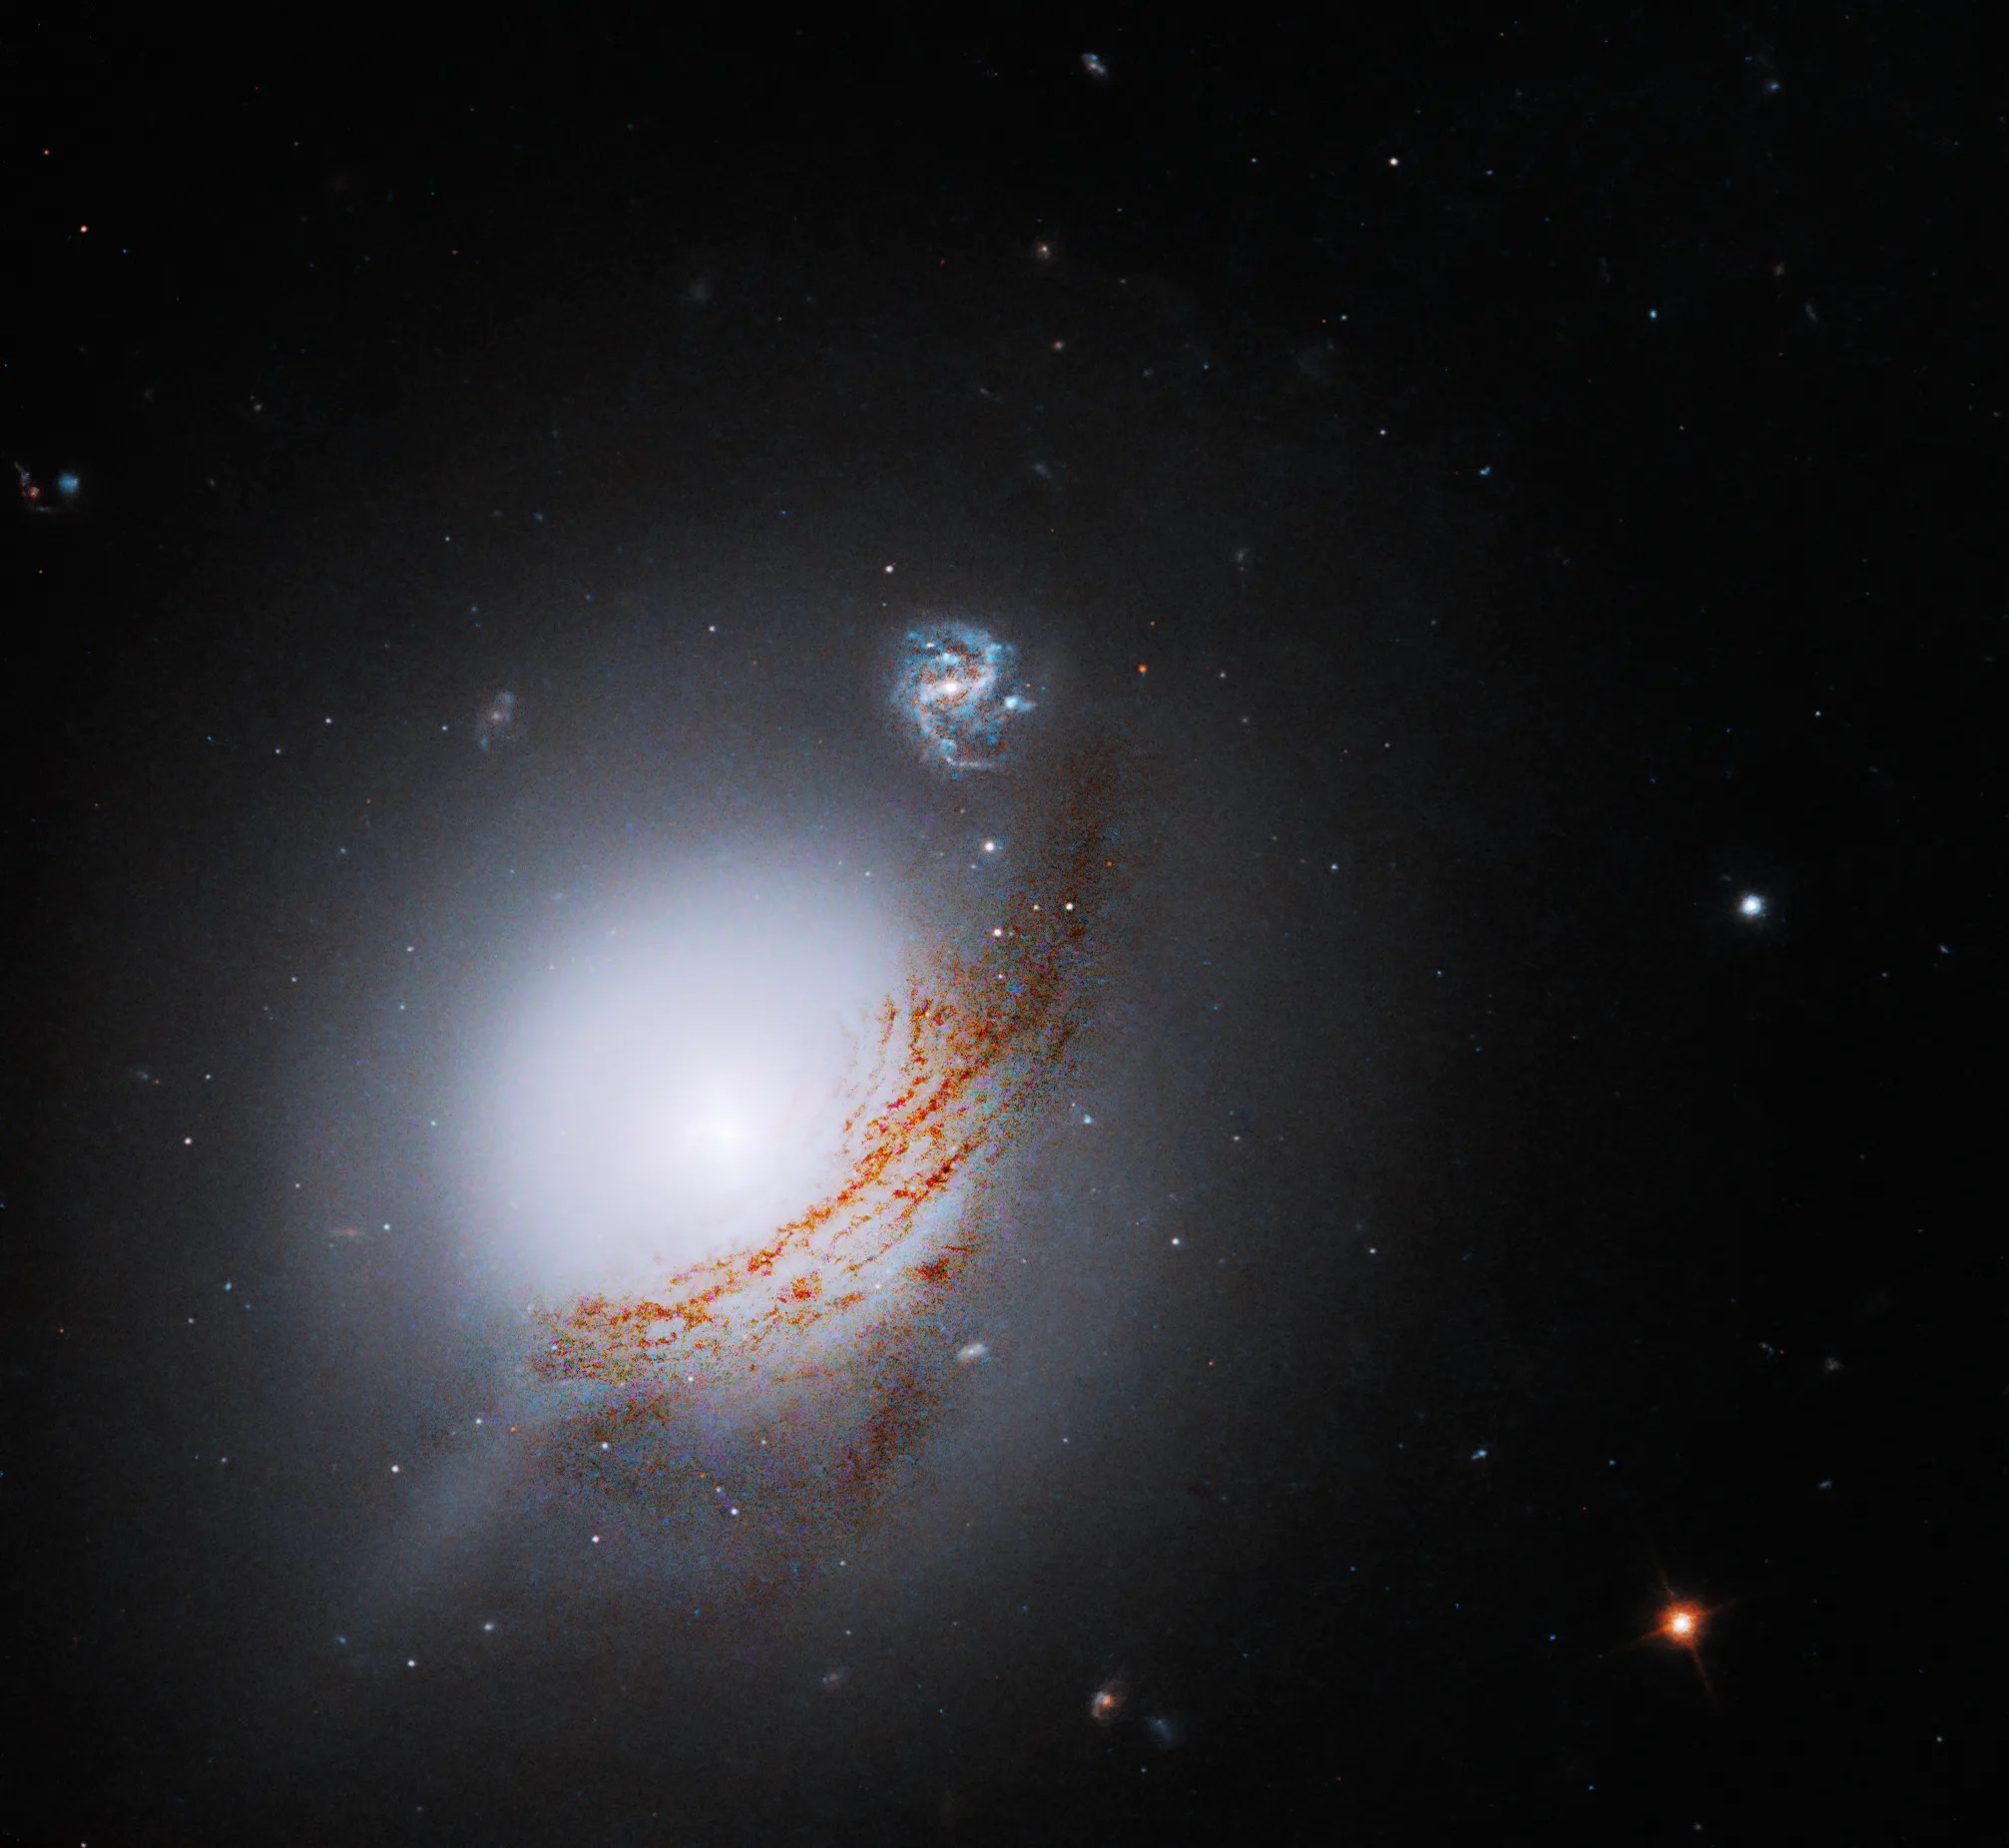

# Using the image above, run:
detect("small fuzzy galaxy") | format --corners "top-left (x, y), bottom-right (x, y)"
top-left (892, 623), bottom-right (1035, 772)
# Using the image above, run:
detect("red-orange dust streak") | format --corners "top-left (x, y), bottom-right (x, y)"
top-left (518, 755), bottom-right (1123, 1536)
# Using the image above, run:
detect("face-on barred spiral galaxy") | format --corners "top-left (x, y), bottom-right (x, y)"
top-left (893, 623), bottom-right (1033, 772)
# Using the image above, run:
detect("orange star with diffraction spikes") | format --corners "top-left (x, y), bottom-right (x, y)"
top-left (1645, 1592), bottom-right (1732, 1698)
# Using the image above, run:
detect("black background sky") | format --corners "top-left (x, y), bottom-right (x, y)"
top-left (5, 8), bottom-right (2003, 1843)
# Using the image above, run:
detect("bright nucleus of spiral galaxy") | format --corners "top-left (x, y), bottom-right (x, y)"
top-left (454, 641), bottom-right (1117, 1576)
top-left (532, 805), bottom-right (1103, 1385)
top-left (893, 622), bottom-right (1033, 772)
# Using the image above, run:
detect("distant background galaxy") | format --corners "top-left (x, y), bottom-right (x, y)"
top-left (9, 11), bottom-right (2001, 1842)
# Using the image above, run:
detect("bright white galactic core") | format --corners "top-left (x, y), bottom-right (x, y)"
top-left (469, 860), bottom-right (907, 1305)
top-left (442, 625), bottom-right (1118, 1593)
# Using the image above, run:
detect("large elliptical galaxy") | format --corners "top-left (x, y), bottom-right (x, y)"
top-left (12, 13), bottom-right (2000, 1841)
